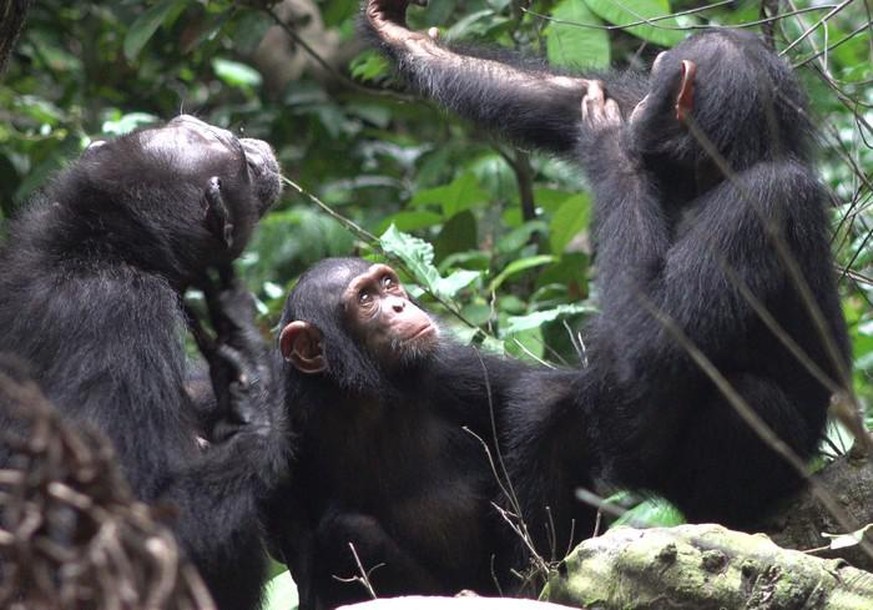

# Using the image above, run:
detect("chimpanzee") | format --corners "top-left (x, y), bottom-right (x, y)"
top-left (0, 115), bottom-right (288, 610)
top-left (365, 0), bottom-right (850, 545)
top-left (267, 257), bottom-right (565, 608)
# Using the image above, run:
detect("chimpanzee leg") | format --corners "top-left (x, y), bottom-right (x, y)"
top-left (654, 374), bottom-right (816, 526)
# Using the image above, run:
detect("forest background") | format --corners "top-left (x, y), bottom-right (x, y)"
top-left (1, 0), bottom-right (872, 605)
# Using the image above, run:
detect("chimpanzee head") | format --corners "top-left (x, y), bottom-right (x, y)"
top-left (50, 115), bottom-right (281, 287)
top-left (278, 258), bottom-right (440, 395)
top-left (629, 29), bottom-right (810, 171)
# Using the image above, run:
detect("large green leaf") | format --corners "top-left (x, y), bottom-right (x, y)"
top-left (212, 58), bottom-right (263, 90)
top-left (349, 50), bottom-right (391, 82)
top-left (546, 0), bottom-right (610, 69)
top-left (380, 225), bottom-right (439, 281)
top-left (584, 0), bottom-right (687, 47)
top-left (549, 193), bottom-right (592, 255)
top-left (434, 270), bottom-right (482, 300)
top-left (503, 303), bottom-right (596, 335)
top-left (409, 171), bottom-right (489, 219)
top-left (608, 496), bottom-right (686, 528)
top-left (435, 210), bottom-right (478, 262)
top-left (123, 0), bottom-right (186, 61)
top-left (380, 225), bottom-right (479, 300)
top-left (261, 570), bottom-right (298, 610)
top-left (488, 255), bottom-right (556, 293)
top-left (375, 210), bottom-right (444, 234)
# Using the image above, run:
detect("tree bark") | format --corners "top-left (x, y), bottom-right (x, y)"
top-left (543, 523), bottom-right (873, 609)
top-left (761, 452), bottom-right (873, 572)
top-left (0, 0), bottom-right (31, 72)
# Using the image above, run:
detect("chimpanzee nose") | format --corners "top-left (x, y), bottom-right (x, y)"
top-left (389, 296), bottom-right (405, 312)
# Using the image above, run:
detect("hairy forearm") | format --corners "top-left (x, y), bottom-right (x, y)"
top-left (364, 0), bottom-right (586, 153)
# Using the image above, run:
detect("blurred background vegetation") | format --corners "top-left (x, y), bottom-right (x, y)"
top-left (1, 1), bottom-right (871, 414)
top-left (1, 1), bottom-right (872, 605)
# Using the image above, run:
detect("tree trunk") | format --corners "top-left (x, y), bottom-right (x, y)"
top-left (0, 0), bottom-right (31, 72)
top-left (543, 523), bottom-right (873, 609)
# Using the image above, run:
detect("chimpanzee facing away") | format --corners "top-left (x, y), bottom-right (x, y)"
top-left (266, 258), bottom-right (568, 608)
top-left (0, 115), bottom-right (288, 610)
top-left (365, 0), bottom-right (851, 548)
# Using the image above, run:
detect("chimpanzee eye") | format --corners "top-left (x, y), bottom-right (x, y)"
top-left (381, 275), bottom-right (394, 289)
top-left (358, 290), bottom-right (372, 305)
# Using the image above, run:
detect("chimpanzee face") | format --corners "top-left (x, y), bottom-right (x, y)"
top-left (341, 263), bottom-right (440, 366)
top-left (85, 114), bottom-right (281, 217)
top-left (81, 115), bottom-right (281, 269)
top-left (279, 263), bottom-right (440, 378)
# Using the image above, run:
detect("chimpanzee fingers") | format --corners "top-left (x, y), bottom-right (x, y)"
top-left (367, 0), bottom-right (411, 26)
top-left (203, 176), bottom-right (235, 249)
top-left (367, 0), bottom-right (437, 48)
top-left (582, 81), bottom-right (621, 130)
top-left (214, 343), bottom-right (251, 388)
top-left (604, 98), bottom-right (622, 125)
top-left (196, 270), bottom-right (249, 343)
top-left (184, 303), bottom-right (220, 360)
top-left (228, 380), bottom-right (264, 427)
top-left (586, 80), bottom-right (605, 104)
top-left (215, 280), bottom-right (260, 343)
top-left (214, 343), bottom-right (275, 429)
top-left (581, 81), bottom-right (604, 124)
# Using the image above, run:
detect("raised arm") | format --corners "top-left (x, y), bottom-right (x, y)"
top-left (364, 0), bottom-right (613, 154)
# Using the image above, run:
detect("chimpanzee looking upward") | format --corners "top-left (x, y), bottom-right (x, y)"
top-left (268, 258), bottom-right (565, 609)
top-left (0, 115), bottom-right (288, 610)
top-left (365, 0), bottom-right (851, 532)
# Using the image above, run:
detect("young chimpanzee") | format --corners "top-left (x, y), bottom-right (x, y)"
top-left (364, 0), bottom-right (850, 545)
top-left (0, 115), bottom-right (288, 610)
top-left (267, 257), bottom-right (566, 608)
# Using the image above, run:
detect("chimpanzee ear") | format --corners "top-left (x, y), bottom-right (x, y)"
top-left (675, 59), bottom-right (697, 124)
top-left (279, 321), bottom-right (326, 374)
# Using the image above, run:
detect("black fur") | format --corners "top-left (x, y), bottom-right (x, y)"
top-left (365, 3), bottom-right (850, 554)
top-left (267, 258), bottom-right (538, 609)
top-left (575, 29), bottom-right (849, 524)
top-left (0, 115), bottom-right (288, 610)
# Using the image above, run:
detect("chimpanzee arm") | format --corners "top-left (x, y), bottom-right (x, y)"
top-left (578, 83), bottom-right (846, 379)
top-left (163, 272), bottom-right (289, 572)
top-left (591, 156), bottom-right (836, 379)
top-left (364, 0), bottom-right (594, 154)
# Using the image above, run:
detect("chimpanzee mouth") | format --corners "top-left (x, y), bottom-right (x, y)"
top-left (241, 138), bottom-right (282, 213)
top-left (410, 323), bottom-right (438, 340)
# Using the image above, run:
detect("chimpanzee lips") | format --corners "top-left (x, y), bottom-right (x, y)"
top-left (410, 323), bottom-right (437, 340)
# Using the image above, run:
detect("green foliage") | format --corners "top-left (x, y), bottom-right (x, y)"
top-left (262, 570), bottom-right (298, 610)
top-left (2, 3), bottom-right (873, 599)
top-left (380, 224), bottom-right (481, 303)
top-left (546, 0), bottom-right (610, 68)
top-left (584, 0), bottom-right (686, 47)
top-left (2, 0), bottom-right (870, 375)
top-left (123, 0), bottom-right (186, 61)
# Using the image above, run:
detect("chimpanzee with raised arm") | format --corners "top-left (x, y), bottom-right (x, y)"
top-left (365, 0), bottom-right (850, 558)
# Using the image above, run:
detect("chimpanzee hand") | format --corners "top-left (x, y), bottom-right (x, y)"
top-left (203, 176), bottom-right (236, 251)
top-left (190, 269), bottom-right (282, 444)
top-left (365, 0), bottom-right (439, 48)
top-left (581, 80), bottom-right (622, 132)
